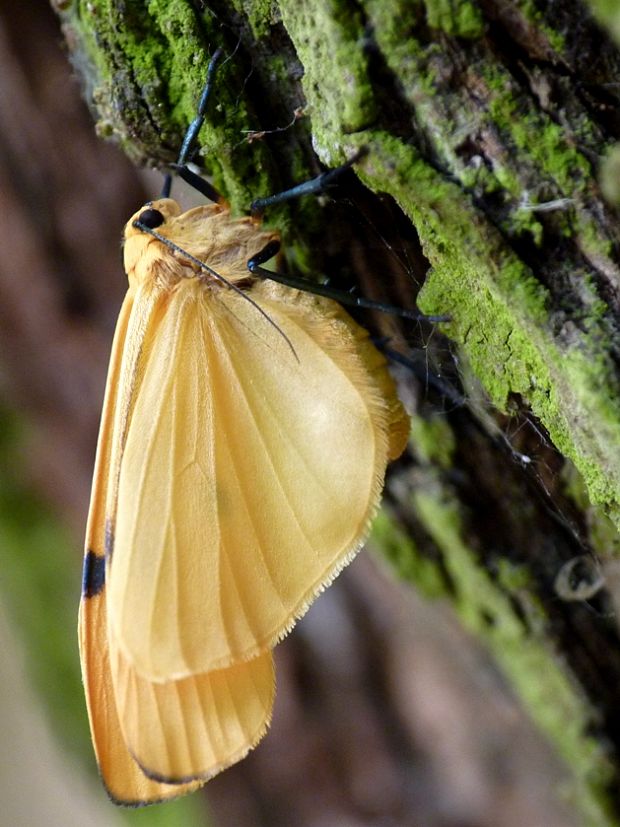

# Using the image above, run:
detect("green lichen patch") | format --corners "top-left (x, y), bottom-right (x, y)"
top-left (486, 77), bottom-right (592, 194)
top-left (507, 0), bottom-right (566, 56)
top-left (412, 483), bottom-right (615, 825)
top-left (349, 131), bottom-right (620, 528)
top-left (73, 0), bottom-right (181, 156)
top-left (356, 11), bottom-right (595, 252)
top-left (423, 0), bottom-right (484, 38)
top-left (561, 462), bottom-right (620, 560)
top-left (584, 0), bottom-right (620, 48)
top-left (409, 413), bottom-right (456, 467)
top-left (228, 0), bottom-right (280, 40)
top-left (370, 508), bottom-right (447, 598)
top-left (279, 0), bottom-right (376, 159)
top-left (68, 0), bottom-right (273, 208)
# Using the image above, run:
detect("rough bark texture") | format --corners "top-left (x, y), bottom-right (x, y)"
top-left (2, 0), bottom-right (620, 824)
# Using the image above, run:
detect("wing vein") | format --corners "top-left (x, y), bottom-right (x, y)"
top-left (216, 316), bottom-right (320, 556)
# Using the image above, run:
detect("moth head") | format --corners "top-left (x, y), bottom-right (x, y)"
top-left (135, 207), bottom-right (166, 230)
top-left (122, 199), bottom-right (181, 283)
top-left (124, 197), bottom-right (276, 288)
top-left (126, 198), bottom-right (182, 233)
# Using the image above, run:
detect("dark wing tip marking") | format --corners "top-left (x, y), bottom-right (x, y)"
top-left (82, 549), bottom-right (105, 598)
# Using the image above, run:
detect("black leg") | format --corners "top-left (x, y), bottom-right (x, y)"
top-left (178, 47), bottom-right (224, 166)
top-left (171, 163), bottom-right (223, 204)
top-left (161, 172), bottom-right (173, 199)
top-left (247, 243), bottom-right (449, 324)
top-left (248, 239), bottom-right (282, 267)
top-left (159, 48), bottom-right (225, 202)
top-left (250, 149), bottom-right (367, 215)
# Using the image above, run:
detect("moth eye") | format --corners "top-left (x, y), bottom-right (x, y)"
top-left (138, 208), bottom-right (165, 228)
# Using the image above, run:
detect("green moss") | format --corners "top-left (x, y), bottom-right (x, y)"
top-left (279, 0), bottom-right (376, 158)
top-left (361, 0), bottom-right (426, 57)
top-left (512, 208), bottom-right (544, 246)
top-left (409, 414), bottom-right (456, 467)
top-left (69, 3), bottom-right (224, 199)
top-left (412, 486), bottom-right (520, 630)
top-left (577, 216), bottom-right (617, 282)
top-left (513, 0), bottom-right (566, 54)
top-left (424, 0), bottom-right (484, 38)
top-left (587, 0), bottom-right (620, 46)
top-left (370, 509), bottom-right (447, 598)
top-left (519, 117), bottom-right (591, 189)
top-left (458, 160), bottom-right (499, 193)
top-left (485, 73), bottom-right (591, 192)
top-left (350, 130), bottom-right (620, 527)
top-left (468, 65), bottom-right (602, 246)
top-left (411, 484), bottom-right (615, 824)
top-left (72, 0), bottom-right (183, 155)
top-left (493, 557), bottom-right (533, 595)
top-left (360, 0), bottom-right (584, 243)
top-left (228, 0), bottom-right (278, 39)
top-left (561, 463), bottom-right (620, 560)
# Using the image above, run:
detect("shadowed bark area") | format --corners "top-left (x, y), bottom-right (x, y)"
top-left (1, 0), bottom-right (620, 823)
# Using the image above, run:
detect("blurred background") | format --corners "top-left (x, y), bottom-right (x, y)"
top-left (0, 2), bottom-right (588, 825)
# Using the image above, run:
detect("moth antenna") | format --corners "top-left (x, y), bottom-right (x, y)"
top-left (247, 241), bottom-right (449, 324)
top-left (133, 220), bottom-right (298, 360)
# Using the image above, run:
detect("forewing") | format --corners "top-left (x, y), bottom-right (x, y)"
top-left (79, 293), bottom-right (201, 804)
top-left (79, 587), bottom-right (203, 804)
top-left (108, 280), bottom-right (408, 680)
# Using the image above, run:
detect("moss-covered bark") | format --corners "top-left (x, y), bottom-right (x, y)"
top-left (53, 0), bottom-right (620, 823)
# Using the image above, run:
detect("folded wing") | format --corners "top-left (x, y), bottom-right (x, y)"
top-left (80, 286), bottom-right (275, 804)
top-left (107, 280), bottom-right (408, 682)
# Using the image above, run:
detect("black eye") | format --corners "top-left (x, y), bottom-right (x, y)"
top-left (138, 208), bottom-right (165, 229)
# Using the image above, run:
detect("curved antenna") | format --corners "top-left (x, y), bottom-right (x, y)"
top-left (132, 219), bottom-right (298, 360)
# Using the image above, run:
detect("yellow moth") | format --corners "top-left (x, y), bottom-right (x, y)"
top-left (79, 54), bottom-right (410, 807)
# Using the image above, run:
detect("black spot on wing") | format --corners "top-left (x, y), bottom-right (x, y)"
top-left (82, 550), bottom-right (105, 598)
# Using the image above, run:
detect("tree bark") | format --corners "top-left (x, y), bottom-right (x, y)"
top-left (3, 0), bottom-right (620, 824)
